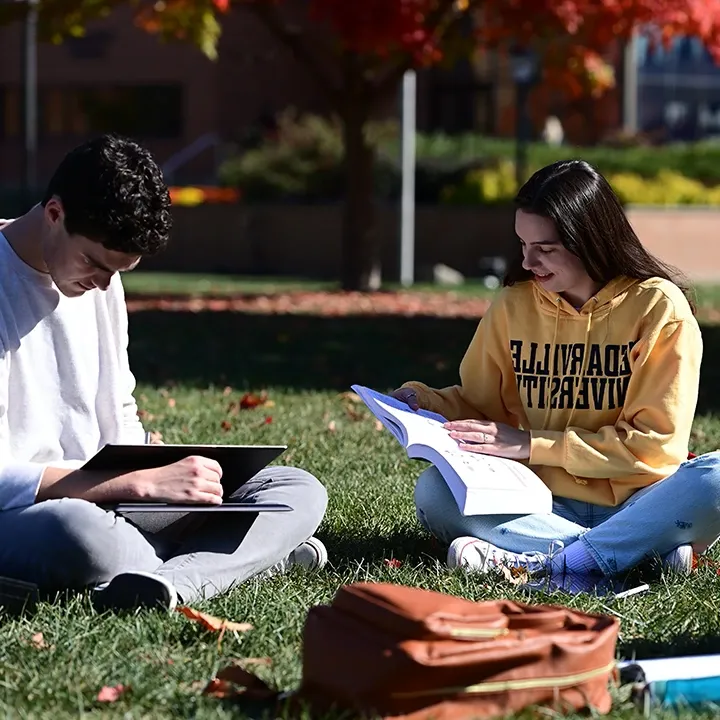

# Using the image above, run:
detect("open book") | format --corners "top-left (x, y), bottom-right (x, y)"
top-left (351, 385), bottom-right (552, 516)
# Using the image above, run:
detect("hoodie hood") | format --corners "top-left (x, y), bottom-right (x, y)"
top-left (531, 276), bottom-right (641, 319)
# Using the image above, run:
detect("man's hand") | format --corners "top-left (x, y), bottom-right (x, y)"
top-left (444, 420), bottom-right (531, 460)
top-left (391, 387), bottom-right (421, 411)
top-left (131, 456), bottom-right (223, 504)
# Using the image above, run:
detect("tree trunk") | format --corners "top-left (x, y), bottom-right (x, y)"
top-left (340, 101), bottom-right (381, 291)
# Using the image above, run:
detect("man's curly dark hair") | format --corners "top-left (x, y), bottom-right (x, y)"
top-left (41, 134), bottom-right (172, 256)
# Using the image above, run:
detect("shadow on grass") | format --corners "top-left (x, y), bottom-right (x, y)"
top-left (619, 634), bottom-right (720, 659)
top-left (318, 528), bottom-right (441, 568)
top-left (128, 311), bottom-right (720, 413)
top-left (128, 311), bottom-right (475, 395)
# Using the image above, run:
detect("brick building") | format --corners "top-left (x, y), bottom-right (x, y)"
top-left (0, 4), bottom-right (622, 190)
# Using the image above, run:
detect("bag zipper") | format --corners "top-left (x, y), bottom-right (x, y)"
top-left (447, 627), bottom-right (509, 638)
top-left (391, 660), bottom-right (616, 698)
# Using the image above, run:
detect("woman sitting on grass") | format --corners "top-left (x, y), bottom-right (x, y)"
top-left (393, 159), bottom-right (720, 595)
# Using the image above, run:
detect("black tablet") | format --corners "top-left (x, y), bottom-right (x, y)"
top-left (83, 443), bottom-right (287, 497)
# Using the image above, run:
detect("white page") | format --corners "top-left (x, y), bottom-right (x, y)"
top-left (374, 399), bottom-right (550, 495)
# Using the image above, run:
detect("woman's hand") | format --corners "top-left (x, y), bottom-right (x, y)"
top-left (444, 420), bottom-right (531, 460)
top-left (391, 387), bottom-right (421, 411)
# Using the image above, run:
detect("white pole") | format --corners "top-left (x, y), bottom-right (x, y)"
top-left (400, 69), bottom-right (416, 287)
top-left (623, 31), bottom-right (639, 134)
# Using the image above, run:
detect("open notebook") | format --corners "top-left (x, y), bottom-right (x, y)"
top-left (352, 385), bottom-right (552, 516)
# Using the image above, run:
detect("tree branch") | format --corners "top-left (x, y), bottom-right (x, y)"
top-left (372, 0), bottom-right (484, 98)
top-left (245, 1), bottom-right (342, 107)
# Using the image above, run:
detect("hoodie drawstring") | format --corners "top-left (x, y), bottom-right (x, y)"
top-left (541, 296), bottom-right (598, 433)
top-left (565, 299), bottom-right (597, 432)
top-left (541, 299), bottom-right (561, 430)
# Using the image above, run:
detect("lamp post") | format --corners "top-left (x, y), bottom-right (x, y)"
top-left (22, 0), bottom-right (38, 203)
top-left (509, 46), bottom-right (539, 191)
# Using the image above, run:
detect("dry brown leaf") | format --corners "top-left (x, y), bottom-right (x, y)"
top-left (176, 606), bottom-right (252, 633)
top-left (29, 632), bottom-right (50, 649)
top-left (203, 665), bottom-right (277, 700)
top-left (167, 398), bottom-right (176, 408)
top-left (234, 657), bottom-right (272, 668)
top-left (344, 405), bottom-right (364, 422)
top-left (327, 420), bottom-right (337, 433)
top-left (239, 391), bottom-right (269, 409)
top-left (96, 684), bottom-right (128, 703)
top-left (374, 420), bottom-right (384, 431)
top-left (222, 386), bottom-right (233, 396)
top-left (500, 566), bottom-right (529, 586)
top-left (221, 420), bottom-right (232, 432)
top-left (338, 391), bottom-right (361, 403)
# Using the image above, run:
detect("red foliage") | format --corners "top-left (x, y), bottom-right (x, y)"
top-left (310, 0), bottom-right (443, 64)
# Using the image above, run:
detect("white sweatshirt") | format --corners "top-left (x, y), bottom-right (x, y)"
top-left (0, 230), bottom-right (146, 510)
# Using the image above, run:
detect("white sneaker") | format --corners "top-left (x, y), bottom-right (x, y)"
top-left (92, 571), bottom-right (178, 613)
top-left (663, 544), bottom-right (695, 575)
top-left (447, 536), bottom-right (549, 575)
top-left (287, 537), bottom-right (328, 571)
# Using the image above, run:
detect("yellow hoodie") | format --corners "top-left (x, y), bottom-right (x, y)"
top-left (403, 277), bottom-right (702, 507)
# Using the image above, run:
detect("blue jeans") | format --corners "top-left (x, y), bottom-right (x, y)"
top-left (414, 451), bottom-right (720, 576)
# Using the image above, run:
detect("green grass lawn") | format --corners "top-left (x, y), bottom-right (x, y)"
top-left (3, 307), bottom-right (720, 718)
top-left (121, 271), bottom-right (720, 307)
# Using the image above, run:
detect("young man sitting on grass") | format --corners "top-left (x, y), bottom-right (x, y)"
top-left (0, 134), bottom-right (328, 612)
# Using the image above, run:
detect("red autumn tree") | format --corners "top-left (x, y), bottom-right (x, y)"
top-left (2, 0), bottom-right (720, 290)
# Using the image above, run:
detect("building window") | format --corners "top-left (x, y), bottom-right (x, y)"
top-left (39, 85), bottom-right (183, 139)
top-left (0, 87), bottom-right (21, 140)
top-left (426, 82), bottom-right (495, 135)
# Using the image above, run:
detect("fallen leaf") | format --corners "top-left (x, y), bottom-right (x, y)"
top-left (374, 420), bottom-right (384, 431)
top-left (240, 392), bottom-right (269, 409)
top-left (327, 420), bottom-right (337, 433)
top-left (344, 405), bottom-right (364, 422)
top-left (203, 665), bottom-right (277, 700)
top-left (235, 657), bottom-right (272, 668)
top-left (500, 566), bottom-right (529, 586)
top-left (259, 416), bottom-right (273, 426)
top-left (338, 391), bottom-right (361, 403)
top-left (29, 632), bottom-right (49, 649)
top-left (149, 431), bottom-right (163, 444)
top-left (221, 420), bottom-right (232, 432)
top-left (384, 558), bottom-right (402, 569)
top-left (176, 606), bottom-right (252, 633)
top-left (203, 678), bottom-right (236, 699)
top-left (167, 398), bottom-right (176, 408)
top-left (97, 684), bottom-right (128, 703)
top-left (222, 386), bottom-right (233, 396)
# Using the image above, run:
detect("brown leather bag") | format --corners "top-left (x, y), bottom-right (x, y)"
top-left (295, 582), bottom-right (620, 719)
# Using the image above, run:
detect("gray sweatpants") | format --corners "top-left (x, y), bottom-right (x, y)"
top-left (0, 466), bottom-right (328, 603)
